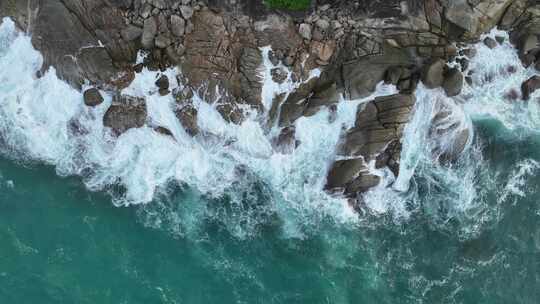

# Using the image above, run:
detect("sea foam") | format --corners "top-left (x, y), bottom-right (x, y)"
top-left (1, 17), bottom-right (538, 238)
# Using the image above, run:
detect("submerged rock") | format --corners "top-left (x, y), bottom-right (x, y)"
top-left (422, 60), bottom-right (445, 89)
top-left (483, 37), bottom-right (498, 49)
top-left (428, 99), bottom-right (471, 163)
top-left (273, 126), bottom-right (299, 154)
top-left (326, 158), bottom-right (381, 195)
top-left (155, 74), bottom-right (170, 92)
top-left (521, 76), bottom-right (540, 101)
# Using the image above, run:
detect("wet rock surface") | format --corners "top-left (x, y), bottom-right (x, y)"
top-left (521, 76), bottom-right (540, 101)
top-left (2, 0), bottom-right (539, 198)
top-left (103, 95), bottom-right (147, 135)
top-left (83, 88), bottom-right (104, 107)
top-left (326, 94), bottom-right (416, 197)
top-left (443, 67), bottom-right (464, 97)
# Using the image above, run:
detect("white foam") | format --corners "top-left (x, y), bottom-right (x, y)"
top-left (500, 158), bottom-right (540, 203)
top-left (2, 17), bottom-right (537, 237)
top-left (2, 18), bottom-right (393, 238)
top-left (463, 29), bottom-right (540, 132)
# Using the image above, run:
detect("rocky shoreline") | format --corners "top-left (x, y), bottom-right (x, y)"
top-left (2, 0), bottom-right (540, 204)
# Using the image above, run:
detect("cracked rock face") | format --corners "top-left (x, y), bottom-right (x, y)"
top-left (326, 94), bottom-right (416, 197)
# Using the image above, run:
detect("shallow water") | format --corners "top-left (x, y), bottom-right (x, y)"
top-left (0, 18), bottom-right (539, 303)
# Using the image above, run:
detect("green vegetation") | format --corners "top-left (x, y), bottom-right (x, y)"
top-left (265, 0), bottom-right (311, 10)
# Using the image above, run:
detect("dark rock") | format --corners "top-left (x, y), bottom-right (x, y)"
top-left (284, 56), bottom-right (295, 66)
top-left (304, 82), bottom-right (339, 117)
top-left (461, 48), bottom-right (477, 58)
top-left (83, 88), bottom-right (104, 107)
top-left (273, 126), bottom-right (299, 154)
top-left (442, 67), bottom-right (464, 97)
top-left (278, 78), bottom-right (316, 126)
top-left (521, 76), bottom-right (540, 101)
top-left (519, 35), bottom-right (539, 55)
top-left (133, 63), bottom-right (144, 73)
top-left (506, 65), bottom-right (517, 74)
top-left (271, 68), bottom-right (288, 84)
top-left (174, 104), bottom-right (199, 136)
top-left (456, 57), bottom-right (469, 71)
top-left (326, 94), bottom-right (416, 196)
top-left (343, 45), bottom-right (414, 99)
top-left (422, 59), bottom-right (445, 89)
top-left (103, 96), bottom-right (147, 135)
top-left (375, 140), bottom-right (401, 176)
top-left (429, 102), bottom-right (471, 163)
top-left (326, 158), bottom-right (379, 195)
top-left (155, 126), bottom-right (173, 137)
top-left (397, 78), bottom-right (411, 92)
top-left (384, 66), bottom-right (403, 85)
top-left (504, 89), bottom-right (520, 102)
top-left (483, 37), bottom-right (498, 49)
top-left (495, 36), bottom-right (505, 44)
top-left (155, 74), bottom-right (170, 91)
top-left (216, 102), bottom-right (244, 125)
top-left (519, 48), bottom-right (539, 67)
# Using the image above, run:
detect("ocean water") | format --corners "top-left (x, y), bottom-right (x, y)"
top-left (0, 18), bottom-right (539, 303)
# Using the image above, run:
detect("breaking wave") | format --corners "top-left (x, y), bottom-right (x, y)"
top-left (0, 17), bottom-right (539, 240)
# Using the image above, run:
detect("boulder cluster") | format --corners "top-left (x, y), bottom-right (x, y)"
top-left (4, 0), bottom-right (540, 203)
top-left (125, 0), bottom-right (202, 66)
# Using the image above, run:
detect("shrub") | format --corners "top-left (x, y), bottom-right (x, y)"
top-left (265, 0), bottom-right (311, 10)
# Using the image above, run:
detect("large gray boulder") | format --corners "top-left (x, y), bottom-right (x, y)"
top-left (422, 59), bottom-right (445, 89)
top-left (442, 67), bottom-right (464, 97)
top-left (103, 96), bottom-right (147, 135)
top-left (326, 94), bottom-right (416, 196)
top-left (83, 88), bottom-right (104, 107)
top-left (341, 43), bottom-right (416, 99)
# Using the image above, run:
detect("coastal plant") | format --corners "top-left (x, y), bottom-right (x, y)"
top-left (265, 0), bottom-right (311, 10)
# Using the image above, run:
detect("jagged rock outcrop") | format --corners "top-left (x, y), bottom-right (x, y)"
top-left (103, 95), bottom-right (147, 135)
top-left (326, 94), bottom-right (415, 197)
top-left (2, 0), bottom-right (537, 199)
top-left (442, 67), bottom-right (464, 97)
top-left (5, 0), bottom-right (138, 88)
top-left (521, 76), bottom-right (540, 101)
top-left (503, 0), bottom-right (540, 68)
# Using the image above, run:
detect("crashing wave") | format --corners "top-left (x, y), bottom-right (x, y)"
top-left (1, 16), bottom-right (539, 239)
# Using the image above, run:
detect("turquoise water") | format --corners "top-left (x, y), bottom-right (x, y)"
top-left (1, 17), bottom-right (540, 303)
top-left (0, 119), bottom-right (539, 303)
